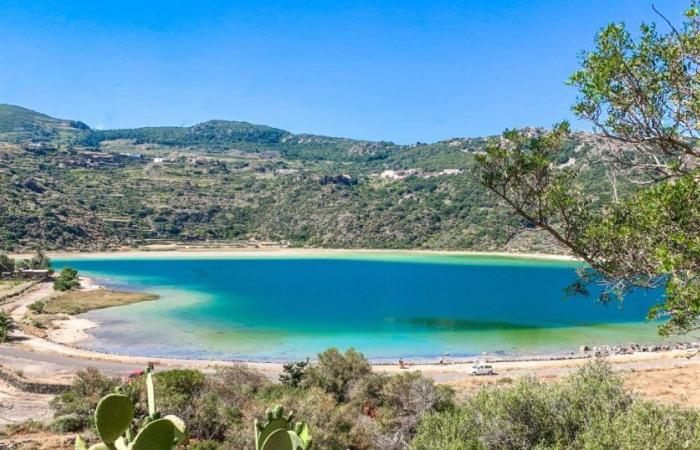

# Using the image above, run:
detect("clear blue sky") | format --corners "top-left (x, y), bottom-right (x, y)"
top-left (0, 0), bottom-right (688, 143)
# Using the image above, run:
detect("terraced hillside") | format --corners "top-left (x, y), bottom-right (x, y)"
top-left (0, 104), bottom-right (614, 252)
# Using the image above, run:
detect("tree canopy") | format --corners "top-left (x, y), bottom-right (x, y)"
top-left (474, 3), bottom-right (700, 335)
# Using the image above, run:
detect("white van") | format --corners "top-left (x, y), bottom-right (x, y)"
top-left (470, 362), bottom-right (495, 376)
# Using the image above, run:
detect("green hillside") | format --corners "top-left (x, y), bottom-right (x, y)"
top-left (0, 104), bottom-right (613, 252)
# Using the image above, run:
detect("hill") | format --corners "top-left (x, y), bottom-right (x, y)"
top-left (0, 104), bottom-right (614, 252)
top-left (0, 104), bottom-right (90, 143)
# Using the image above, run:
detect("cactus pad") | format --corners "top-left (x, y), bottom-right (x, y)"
top-left (255, 405), bottom-right (312, 450)
top-left (94, 394), bottom-right (134, 444)
top-left (130, 418), bottom-right (176, 450)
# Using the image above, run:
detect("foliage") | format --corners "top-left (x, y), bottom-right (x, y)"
top-left (74, 367), bottom-right (189, 450)
top-left (0, 253), bottom-right (15, 274)
top-left (54, 266), bottom-right (81, 291)
top-left (50, 368), bottom-right (120, 431)
top-left (0, 311), bottom-right (17, 342)
top-left (0, 102), bottom-right (617, 255)
top-left (254, 405), bottom-right (313, 450)
top-left (50, 414), bottom-right (84, 433)
top-left (411, 360), bottom-right (700, 450)
top-left (280, 359), bottom-right (309, 388)
top-left (474, 3), bottom-right (700, 334)
top-left (18, 249), bottom-right (53, 271)
top-left (27, 300), bottom-right (45, 313)
top-left (304, 348), bottom-right (372, 402)
top-left (2, 419), bottom-right (46, 437)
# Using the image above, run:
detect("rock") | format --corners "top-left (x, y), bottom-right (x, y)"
top-left (579, 345), bottom-right (590, 352)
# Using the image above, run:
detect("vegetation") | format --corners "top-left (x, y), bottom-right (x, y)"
top-left (74, 366), bottom-right (189, 450)
top-left (41, 351), bottom-right (700, 449)
top-left (474, 2), bottom-right (700, 335)
top-left (40, 289), bottom-right (159, 315)
top-left (411, 360), bottom-right (700, 449)
top-left (0, 253), bottom-right (14, 274)
top-left (54, 267), bottom-right (80, 291)
top-left (279, 359), bottom-right (309, 388)
top-left (0, 311), bottom-right (16, 342)
top-left (0, 102), bottom-right (618, 254)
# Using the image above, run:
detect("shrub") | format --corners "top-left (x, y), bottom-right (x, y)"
top-left (411, 408), bottom-right (473, 450)
top-left (53, 267), bottom-right (80, 291)
top-left (410, 360), bottom-right (700, 450)
top-left (0, 312), bottom-right (17, 343)
top-left (27, 300), bottom-right (45, 313)
top-left (3, 419), bottom-right (45, 436)
top-left (279, 358), bottom-right (309, 388)
top-left (0, 253), bottom-right (15, 274)
top-left (188, 440), bottom-right (223, 450)
top-left (578, 399), bottom-right (700, 449)
top-left (49, 414), bottom-right (84, 433)
top-left (305, 348), bottom-right (371, 401)
top-left (49, 368), bottom-right (119, 431)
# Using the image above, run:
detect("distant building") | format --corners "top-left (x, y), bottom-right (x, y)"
top-left (17, 269), bottom-right (50, 280)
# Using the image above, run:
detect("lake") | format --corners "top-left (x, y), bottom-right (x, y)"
top-left (54, 254), bottom-right (667, 361)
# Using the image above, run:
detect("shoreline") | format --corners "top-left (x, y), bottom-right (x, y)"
top-left (17, 278), bottom-right (691, 369)
top-left (4, 281), bottom-right (700, 408)
top-left (13, 247), bottom-right (579, 263)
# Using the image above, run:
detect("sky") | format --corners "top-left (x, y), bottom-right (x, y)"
top-left (0, 0), bottom-right (689, 143)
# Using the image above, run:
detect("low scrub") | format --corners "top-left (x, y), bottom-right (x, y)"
top-left (48, 354), bottom-right (700, 449)
top-left (411, 360), bottom-right (700, 450)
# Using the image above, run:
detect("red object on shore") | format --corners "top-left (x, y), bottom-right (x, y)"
top-left (127, 369), bottom-right (145, 379)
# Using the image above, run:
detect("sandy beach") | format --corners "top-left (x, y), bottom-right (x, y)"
top-left (14, 246), bottom-right (579, 262)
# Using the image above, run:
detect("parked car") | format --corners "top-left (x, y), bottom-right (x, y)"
top-left (470, 362), bottom-right (495, 375)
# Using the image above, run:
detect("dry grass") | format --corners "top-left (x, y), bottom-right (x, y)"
top-left (0, 279), bottom-right (32, 300)
top-left (43, 289), bottom-right (158, 315)
top-left (623, 365), bottom-right (700, 406)
top-left (447, 362), bottom-right (700, 407)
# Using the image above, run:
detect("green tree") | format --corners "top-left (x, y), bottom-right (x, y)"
top-left (54, 267), bottom-right (80, 291)
top-left (474, 3), bottom-right (700, 335)
top-left (279, 358), bottom-right (309, 388)
top-left (0, 254), bottom-right (15, 275)
top-left (304, 348), bottom-right (371, 402)
top-left (18, 249), bottom-right (53, 271)
top-left (0, 312), bottom-right (17, 343)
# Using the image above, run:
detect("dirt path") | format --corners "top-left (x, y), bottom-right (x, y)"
top-left (0, 379), bottom-right (53, 425)
top-left (2, 281), bottom-right (54, 321)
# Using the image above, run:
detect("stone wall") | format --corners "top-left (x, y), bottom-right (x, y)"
top-left (0, 366), bottom-right (69, 394)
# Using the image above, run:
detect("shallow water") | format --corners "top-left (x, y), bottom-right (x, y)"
top-left (54, 254), bottom-right (668, 361)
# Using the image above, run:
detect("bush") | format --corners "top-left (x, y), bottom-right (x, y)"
top-left (53, 267), bottom-right (80, 291)
top-left (0, 312), bottom-right (17, 343)
top-left (375, 371), bottom-right (454, 448)
top-left (2, 420), bottom-right (45, 436)
top-left (49, 368), bottom-right (119, 431)
top-left (279, 358), bottom-right (309, 388)
top-left (0, 253), bottom-right (14, 274)
top-left (410, 360), bottom-right (700, 450)
top-left (305, 348), bottom-right (371, 401)
top-left (27, 300), bottom-right (45, 313)
top-left (49, 414), bottom-right (84, 433)
top-left (188, 441), bottom-right (223, 450)
top-left (578, 399), bottom-right (700, 449)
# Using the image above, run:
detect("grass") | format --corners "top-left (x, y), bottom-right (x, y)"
top-left (0, 279), bottom-right (32, 299)
top-left (42, 289), bottom-right (159, 315)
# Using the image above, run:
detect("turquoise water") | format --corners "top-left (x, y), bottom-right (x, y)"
top-left (54, 254), bottom-right (668, 361)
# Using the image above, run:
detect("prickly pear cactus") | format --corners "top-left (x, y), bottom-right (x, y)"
top-left (255, 405), bottom-right (313, 450)
top-left (95, 394), bottom-right (134, 444)
top-left (74, 366), bottom-right (188, 450)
